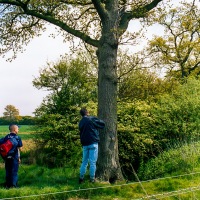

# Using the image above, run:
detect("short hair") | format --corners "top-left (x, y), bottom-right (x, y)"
top-left (9, 124), bottom-right (18, 131)
top-left (80, 108), bottom-right (88, 117)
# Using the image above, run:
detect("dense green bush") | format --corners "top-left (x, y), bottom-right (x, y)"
top-left (150, 78), bottom-right (200, 143)
top-left (34, 102), bottom-right (98, 168)
top-left (34, 112), bottom-right (81, 168)
top-left (32, 57), bottom-right (98, 167)
top-left (118, 78), bottom-right (200, 178)
top-left (34, 78), bottom-right (200, 176)
top-left (33, 70), bottom-right (200, 179)
top-left (118, 101), bottom-right (161, 179)
top-left (138, 141), bottom-right (200, 180)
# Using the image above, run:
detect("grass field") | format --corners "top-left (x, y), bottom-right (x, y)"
top-left (1, 125), bottom-right (200, 199)
top-left (0, 125), bottom-right (36, 140)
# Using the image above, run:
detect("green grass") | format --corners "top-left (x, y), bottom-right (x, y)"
top-left (0, 163), bottom-right (200, 199)
top-left (0, 125), bottom-right (36, 140)
top-left (1, 126), bottom-right (200, 199)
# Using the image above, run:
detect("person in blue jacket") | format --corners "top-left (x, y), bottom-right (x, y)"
top-left (78, 108), bottom-right (105, 183)
top-left (4, 124), bottom-right (23, 188)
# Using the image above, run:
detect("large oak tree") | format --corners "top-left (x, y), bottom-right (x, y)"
top-left (0, 0), bottom-right (163, 181)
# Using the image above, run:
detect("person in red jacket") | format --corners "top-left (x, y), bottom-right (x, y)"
top-left (79, 108), bottom-right (105, 183)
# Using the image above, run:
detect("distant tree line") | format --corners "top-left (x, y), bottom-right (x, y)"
top-left (0, 116), bottom-right (36, 125)
top-left (0, 105), bottom-right (36, 125)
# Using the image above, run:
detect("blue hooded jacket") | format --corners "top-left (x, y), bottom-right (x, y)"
top-left (79, 116), bottom-right (105, 146)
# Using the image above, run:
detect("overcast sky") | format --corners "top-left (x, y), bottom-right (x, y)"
top-left (0, 26), bottom-right (69, 116)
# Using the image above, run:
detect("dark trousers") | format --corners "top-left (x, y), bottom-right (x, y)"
top-left (5, 157), bottom-right (19, 188)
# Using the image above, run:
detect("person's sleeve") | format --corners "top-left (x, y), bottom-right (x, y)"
top-left (17, 136), bottom-right (23, 147)
top-left (91, 117), bottom-right (105, 129)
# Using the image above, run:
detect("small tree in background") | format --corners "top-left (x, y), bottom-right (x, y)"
top-left (147, 2), bottom-right (200, 79)
top-left (33, 56), bottom-right (97, 116)
top-left (3, 105), bottom-right (21, 122)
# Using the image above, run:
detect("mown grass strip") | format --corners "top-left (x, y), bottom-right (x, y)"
top-left (1, 164), bottom-right (200, 199)
top-left (0, 125), bottom-right (36, 140)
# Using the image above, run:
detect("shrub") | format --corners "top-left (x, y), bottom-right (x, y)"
top-left (34, 113), bottom-right (81, 168)
top-left (33, 102), bottom-right (98, 168)
top-left (138, 141), bottom-right (200, 180)
top-left (118, 101), bottom-right (162, 179)
top-left (118, 78), bottom-right (200, 178)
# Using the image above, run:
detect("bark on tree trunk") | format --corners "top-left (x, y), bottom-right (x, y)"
top-left (96, 23), bottom-right (123, 182)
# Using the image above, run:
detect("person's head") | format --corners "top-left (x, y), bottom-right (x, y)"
top-left (9, 124), bottom-right (19, 134)
top-left (80, 107), bottom-right (89, 117)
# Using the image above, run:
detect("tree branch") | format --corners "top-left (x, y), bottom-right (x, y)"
top-left (0, 0), bottom-right (23, 7)
top-left (0, 0), bottom-right (99, 47)
top-left (60, 0), bottom-right (92, 6)
top-left (189, 61), bottom-right (200, 74)
top-left (91, 0), bottom-right (108, 21)
top-left (142, 0), bottom-right (163, 14)
top-left (28, 10), bottom-right (99, 47)
top-left (118, 0), bottom-right (163, 34)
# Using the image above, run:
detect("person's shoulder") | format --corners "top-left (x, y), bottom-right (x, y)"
top-left (89, 116), bottom-right (97, 120)
top-left (4, 133), bottom-right (10, 139)
top-left (90, 116), bottom-right (103, 122)
top-left (79, 116), bottom-right (89, 124)
top-left (10, 133), bottom-right (19, 138)
top-left (16, 135), bottom-right (22, 140)
top-left (82, 116), bottom-right (92, 120)
top-left (80, 116), bottom-right (87, 120)
top-left (10, 134), bottom-right (21, 141)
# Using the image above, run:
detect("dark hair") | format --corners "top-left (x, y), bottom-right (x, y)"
top-left (80, 108), bottom-right (88, 117)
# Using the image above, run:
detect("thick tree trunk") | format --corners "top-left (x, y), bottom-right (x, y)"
top-left (96, 16), bottom-right (123, 182)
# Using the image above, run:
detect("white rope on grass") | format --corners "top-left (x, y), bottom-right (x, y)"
top-left (134, 185), bottom-right (200, 200)
top-left (2, 185), bottom-right (200, 200)
top-left (0, 184), bottom-right (129, 200)
top-left (131, 169), bottom-right (200, 200)
top-left (135, 171), bottom-right (200, 186)
top-left (0, 171), bottom-right (200, 200)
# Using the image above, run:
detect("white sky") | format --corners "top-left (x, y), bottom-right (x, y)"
top-left (0, 26), bottom-right (69, 116)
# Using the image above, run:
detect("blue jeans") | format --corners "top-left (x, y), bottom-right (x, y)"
top-left (80, 143), bottom-right (98, 179)
top-left (5, 157), bottom-right (19, 187)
